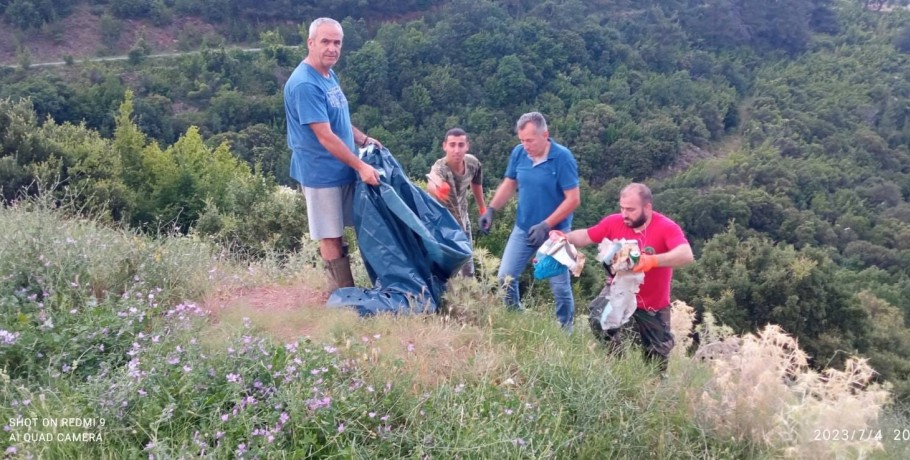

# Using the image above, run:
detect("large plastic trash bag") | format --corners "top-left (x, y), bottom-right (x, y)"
top-left (327, 146), bottom-right (472, 316)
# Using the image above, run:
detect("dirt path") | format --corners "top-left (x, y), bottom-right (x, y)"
top-left (203, 280), bottom-right (331, 340)
top-left (2, 48), bottom-right (264, 69)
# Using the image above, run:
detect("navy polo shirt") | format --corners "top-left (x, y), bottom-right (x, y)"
top-left (504, 140), bottom-right (579, 232)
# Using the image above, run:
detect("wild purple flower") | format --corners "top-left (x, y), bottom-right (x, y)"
top-left (138, 389), bottom-right (147, 396)
top-left (324, 345), bottom-right (337, 353)
top-left (236, 443), bottom-right (247, 456)
top-left (285, 342), bottom-right (298, 353)
top-left (3, 425), bottom-right (10, 432)
top-left (503, 409), bottom-right (513, 415)
top-left (361, 336), bottom-right (370, 343)
top-left (380, 415), bottom-right (389, 421)
top-left (167, 356), bottom-right (180, 365)
top-left (62, 364), bottom-right (72, 373)
top-left (215, 432), bottom-right (224, 439)
top-left (69, 309), bottom-right (78, 314)
top-left (226, 373), bottom-right (241, 383)
top-left (0, 330), bottom-right (20, 345)
top-left (454, 383), bottom-right (465, 394)
top-left (183, 365), bottom-right (192, 373)
top-left (367, 386), bottom-right (375, 393)
top-left (152, 335), bottom-right (160, 343)
top-left (305, 396), bottom-right (332, 411)
top-left (145, 441), bottom-right (155, 451)
top-left (221, 414), bottom-right (229, 422)
top-left (337, 423), bottom-right (345, 433)
top-left (22, 399), bottom-right (30, 406)
top-left (368, 412), bottom-right (376, 418)
top-left (512, 438), bottom-right (527, 447)
top-left (99, 344), bottom-right (105, 352)
top-left (127, 358), bottom-right (143, 379)
top-left (280, 412), bottom-right (290, 424)
top-left (5, 446), bottom-right (17, 454)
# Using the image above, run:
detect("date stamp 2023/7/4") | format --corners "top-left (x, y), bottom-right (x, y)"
top-left (814, 428), bottom-right (910, 442)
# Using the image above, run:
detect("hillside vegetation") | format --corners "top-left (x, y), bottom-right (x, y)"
top-left (2, 0), bottom-right (910, 456)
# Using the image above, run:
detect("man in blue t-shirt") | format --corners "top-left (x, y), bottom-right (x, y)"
top-left (284, 17), bottom-right (382, 291)
top-left (478, 112), bottom-right (580, 330)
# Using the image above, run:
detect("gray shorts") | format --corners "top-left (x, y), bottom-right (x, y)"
top-left (302, 183), bottom-right (355, 240)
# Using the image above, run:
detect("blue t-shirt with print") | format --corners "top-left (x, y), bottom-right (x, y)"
top-left (284, 62), bottom-right (356, 188)
top-left (504, 140), bottom-right (579, 232)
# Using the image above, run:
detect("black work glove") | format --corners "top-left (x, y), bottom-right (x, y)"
top-left (527, 221), bottom-right (551, 247)
top-left (478, 207), bottom-right (495, 234)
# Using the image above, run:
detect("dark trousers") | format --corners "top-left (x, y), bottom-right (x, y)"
top-left (588, 284), bottom-right (675, 371)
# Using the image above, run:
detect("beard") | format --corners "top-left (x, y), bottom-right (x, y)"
top-left (624, 213), bottom-right (647, 229)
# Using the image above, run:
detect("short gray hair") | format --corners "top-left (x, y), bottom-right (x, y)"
top-left (516, 112), bottom-right (548, 134)
top-left (309, 18), bottom-right (343, 39)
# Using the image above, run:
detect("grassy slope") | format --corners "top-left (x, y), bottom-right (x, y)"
top-left (2, 199), bottom-right (907, 458)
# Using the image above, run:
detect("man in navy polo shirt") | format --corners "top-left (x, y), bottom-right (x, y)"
top-left (478, 112), bottom-right (580, 330)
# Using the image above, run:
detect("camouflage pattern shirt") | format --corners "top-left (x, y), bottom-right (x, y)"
top-left (429, 154), bottom-right (483, 238)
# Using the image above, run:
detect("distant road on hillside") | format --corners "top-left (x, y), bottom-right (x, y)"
top-left (2, 47), bottom-right (265, 69)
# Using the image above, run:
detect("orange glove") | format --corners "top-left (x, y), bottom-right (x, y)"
top-left (478, 205), bottom-right (487, 216)
top-left (633, 254), bottom-right (659, 273)
top-left (434, 182), bottom-right (451, 201)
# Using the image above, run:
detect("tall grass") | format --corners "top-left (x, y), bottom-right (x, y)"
top-left (2, 200), bottom-right (909, 458)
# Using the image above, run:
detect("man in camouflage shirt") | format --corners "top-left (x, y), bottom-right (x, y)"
top-left (426, 128), bottom-right (487, 277)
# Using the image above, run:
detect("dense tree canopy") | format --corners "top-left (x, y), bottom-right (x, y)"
top-left (3, 0), bottom-right (910, 397)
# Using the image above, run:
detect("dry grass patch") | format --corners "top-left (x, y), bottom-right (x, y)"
top-left (335, 314), bottom-right (505, 391)
top-left (204, 275), bottom-right (507, 393)
top-left (685, 323), bottom-right (890, 459)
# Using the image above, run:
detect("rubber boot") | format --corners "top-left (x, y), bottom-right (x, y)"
top-left (324, 255), bottom-right (355, 291)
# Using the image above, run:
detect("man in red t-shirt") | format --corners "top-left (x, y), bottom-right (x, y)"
top-left (563, 183), bottom-right (694, 370)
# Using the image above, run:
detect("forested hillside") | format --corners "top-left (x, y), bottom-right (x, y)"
top-left (3, 0), bottom-right (910, 398)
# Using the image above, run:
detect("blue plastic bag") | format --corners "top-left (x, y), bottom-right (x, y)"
top-left (327, 146), bottom-right (472, 316)
top-left (533, 254), bottom-right (568, 279)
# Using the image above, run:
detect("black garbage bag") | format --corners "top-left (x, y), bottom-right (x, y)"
top-left (326, 146), bottom-right (471, 316)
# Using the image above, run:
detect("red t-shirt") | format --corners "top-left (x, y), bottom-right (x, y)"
top-left (586, 212), bottom-right (689, 311)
